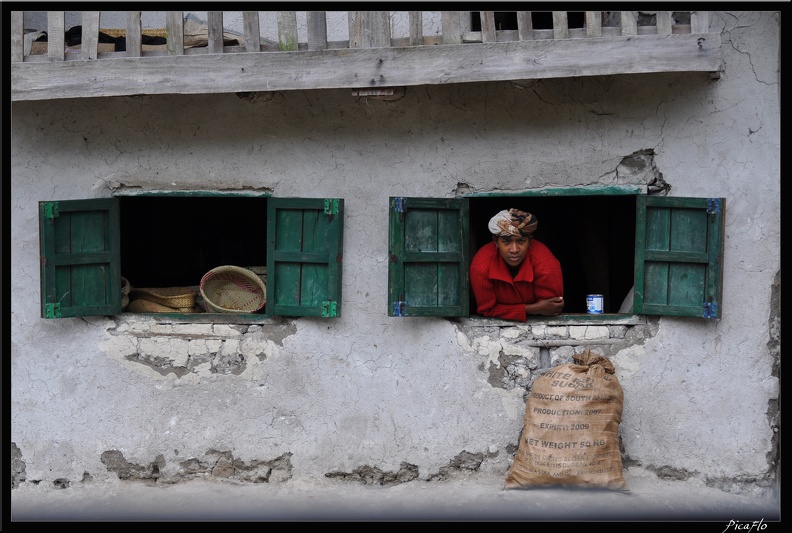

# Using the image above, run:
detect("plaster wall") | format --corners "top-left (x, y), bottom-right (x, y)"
top-left (10, 12), bottom-right (780, 493)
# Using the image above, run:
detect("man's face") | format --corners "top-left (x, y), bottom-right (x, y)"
top-left (495, 235), bottom-right (530, 268)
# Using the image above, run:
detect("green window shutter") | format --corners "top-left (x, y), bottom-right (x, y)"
top-left (388, 197), bottom-right (469, 317)
top-left (634, 196), bottom-right (724, 318)
top-left (39, 198), bottom-right (122, 318)
top-left (266, 198), bottom-right (344, 317)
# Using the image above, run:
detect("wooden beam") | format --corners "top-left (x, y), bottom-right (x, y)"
top-left (11, 34), bottom-right (722, 101)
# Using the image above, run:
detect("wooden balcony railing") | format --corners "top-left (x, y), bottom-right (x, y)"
top-left (10, 11), bottom-right (721, 102)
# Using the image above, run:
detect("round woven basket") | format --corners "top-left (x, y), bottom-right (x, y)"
top-left (129, 286), bottom-right (197, 309)
top-left (200, 266), bottom-right (266, 313)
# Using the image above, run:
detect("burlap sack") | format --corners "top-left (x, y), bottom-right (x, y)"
top-left (504, 348), bottom-right (628, 491)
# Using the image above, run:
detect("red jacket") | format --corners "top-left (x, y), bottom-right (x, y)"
top-left (470, 239), bottom-right (563, 321)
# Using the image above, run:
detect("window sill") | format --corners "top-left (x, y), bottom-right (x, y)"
top-left (453, 313), bottom-right (647, 327)
top-left (117, 312), bottom-right (281, 324)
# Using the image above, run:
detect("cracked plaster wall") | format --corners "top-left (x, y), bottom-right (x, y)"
top-left (10, 12), bottom-right (779, 494)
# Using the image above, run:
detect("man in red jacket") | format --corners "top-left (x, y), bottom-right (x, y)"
top-left (470, 208), bottom-right (564, 320)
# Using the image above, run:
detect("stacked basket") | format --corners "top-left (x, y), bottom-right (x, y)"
top-left (200, 265), bottom-right (266, 313)
top-left (127, 286), bottom-right (198, 313)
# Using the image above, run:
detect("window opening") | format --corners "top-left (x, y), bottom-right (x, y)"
top-left (119, 195), bottom-right (268, 311)
top-left (468, 195), bottom-right (636, 315)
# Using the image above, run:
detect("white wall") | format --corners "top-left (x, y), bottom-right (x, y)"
top-left (10, 11), bottom-right (780, 492)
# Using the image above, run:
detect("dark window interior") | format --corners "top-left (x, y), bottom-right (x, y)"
top-left (471, 12), bottom-right (585, 31)
top-left (469, 196), bottom-right (636, 314)
top-left (119, 196), bottom-right (268, 288)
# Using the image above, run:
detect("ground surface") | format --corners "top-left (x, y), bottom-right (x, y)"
top-left (8, 467), bottom-right (781, 523)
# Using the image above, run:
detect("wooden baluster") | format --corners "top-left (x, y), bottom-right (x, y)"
top-left (480, 11), bottom-right (496, 43)
top-left (586, 11), bottom-right (602, 38)
top-left (552, 11), bottom-right (569, 40)
top-left (166, 12), bottom-right (184, 55)
top-left (307, 11), bottom-right (327, 50)
top-left (48, 12), bottom-right (65, 61)
top-left (278, 11), bottom-right (298, 51)
top-left (691, 11), bottom-right (709, 33)
top-left (81, 11), bottom-right (100, 60)
top-left (517, 11), bottom-right (534, 41)
top-left (409, 11), bottom-right (423, 46)
top-left (656, 11), bottom-right (673, 35)
top-left (621, 11), bottom-right (637, 36)
top-left (126, 11), bottom-right (142, 57)
top-left (441, 11), bottom-right (462, 44)
top-left (243, 12), bottom-right (261, 52)
top-left (11, 11), bottom-right (24, 62)
top-left (207, 11), bottom-right (223, 53)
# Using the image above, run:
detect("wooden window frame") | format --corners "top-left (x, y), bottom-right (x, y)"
top-left (39, 193), bottom-right (344, 319)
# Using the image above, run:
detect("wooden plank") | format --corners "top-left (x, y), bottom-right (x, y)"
top-left (621, 11), bottom-right (637, 36)
top-left (278, 11), bottom-right (298, 51)
top-left (409, 11), bottom-right (423, 46)
top-left (11, 11), bottom-right (24, 62)
top-left (656, 11), bottom-right (673, 35)
top-left (81, 11), bottom-right (100, 61)
top-left (207, 11), bottom-right (224, 54)
top-left (480, 11), bottom-right (496, 43)
top-left (243, 12), bottom-right (261, 52)
top-left (441, 11), bottom-right (462, 44)
top-left (11, 34), bottom-right (723, 101)
top-left (48, 12), bottom-right (65, 61)
top-left (307, 11), bottom-right (327, 50)
top-left (586, 11), bottom-right (602, 38)
top-left (691, 11), bottom-right (709, 33)
top-left (166, 12), bottom-right (184, 55)
top-left (126, 12), bottom-right (142, 57)
top-left (552, 12), bottom-right (569, 40)
top-left (517, 11), bottom-right (533, 41)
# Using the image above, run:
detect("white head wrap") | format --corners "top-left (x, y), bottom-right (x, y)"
top-left (488, 208), bottom-right (538, 237)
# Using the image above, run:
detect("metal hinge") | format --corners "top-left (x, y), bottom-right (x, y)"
top-left (393, 301), bottom-right (406, 317)
top-left (393, 197), bottom-right (406, 213)
top-left (44, 302), bottom-right (61, 318)
top-left (706, 198), bottom-right (721, 215)
top-left (702, 302), bottom-right (718, 318)
top-left (324, 198), bottom-right (340, 215)
top-left (42, 202), bottom-right (60, 219)
top-left (322, 300), bottom-right (338, 317)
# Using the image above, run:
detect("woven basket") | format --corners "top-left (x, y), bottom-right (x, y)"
top-left (200, 266), bottom-right (266, 313)
top-left (127, 299), bottom-right (194, 313)
top-left (121, 276), bottom-right (131, 310)
top-left (129, 286), bottom-right (197, 309)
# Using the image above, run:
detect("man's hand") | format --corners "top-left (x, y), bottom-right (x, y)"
top-left (526, 297), bottom-right (564, 316)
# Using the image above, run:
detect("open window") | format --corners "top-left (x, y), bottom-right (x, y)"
top-left (39, 194), bottom-right (344, 319)
top-left (388, 191), bottom-right (724, 319)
